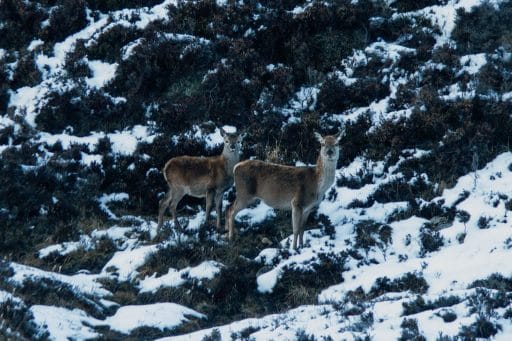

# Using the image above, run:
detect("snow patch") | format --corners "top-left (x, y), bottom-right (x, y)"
top-left (85, 60), bottom-right (118, 89)
top-left (31, 305), bottom-right (100, 341)
top-left (106, 303), bottom-right (204, 334)
top-left (98, 193), bottom-right (129, 220)
top-left (139, 261), bottom-right (223, 293)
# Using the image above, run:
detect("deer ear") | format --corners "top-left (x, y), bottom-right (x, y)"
top-left (239, 132), bottom-right (247, 141)
top-left (220, 127), bottom-right (226, 137)
top-left (314, 132), bottom-right (323, 143)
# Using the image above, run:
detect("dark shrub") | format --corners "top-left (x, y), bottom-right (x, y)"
top-left (35, 88), bottom-right (134, 135)
top-left (87, 25), bottom-right (142, 63)
top-left (452, 2), bottom-right (512, 54)
top-left (419, 224), bottom-right (444, 256)
top-left (391, 0), bottom-right (446, 12)
top-left (41, 0), bottom-right (88, 43)
top-left (0, 0), bottom-right (47, 49)
top-left (399, 318), bottom-right (426, 341)
top-left (477, 216), bottom-right (491, 229)
top-left (459, 315), bottom-right (502, 339)
top-left (0, 298), bottom-right (46, 340)
top-left (403, 295), bottom-right (461, 316)
top-left (353, 220), bottom-right (392, 252)
top-left (370, 272), bottom-right (429, 298)
top-left (85, 0), bottom-right (163, 12)
top-left (469, 273), bottom-right (512, 292)
top-left (41, 237), bottom-right (117, 274)
top-left (10, 54), bottom-right (42, 89)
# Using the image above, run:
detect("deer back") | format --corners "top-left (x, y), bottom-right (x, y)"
top-left (233, 160), bottom-right (319, 209)
top-left (164, 155), bottom-right (230, 193)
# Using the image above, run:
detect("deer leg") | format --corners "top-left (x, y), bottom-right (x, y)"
top-left (214, 190), bottom-right (223, 231)
top-left (157, 190), bottom-right (173, 231)
top-left (291, 200), bottom-right (304, 250)
top-left (170, 188), bottom-right (185, 229)
top-left (226, 197), bottom-right (251, 241)
top-left (204, 189), bottom-right (214, 227)
top-left (299, 210), bottom-right (312, 249)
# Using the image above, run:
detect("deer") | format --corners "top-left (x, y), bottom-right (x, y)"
top-left (157, 128), bottom-right (244, 234)
top-left (226, 130), bottom-right (344, 249)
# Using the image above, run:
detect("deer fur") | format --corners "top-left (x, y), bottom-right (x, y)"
top-left (157, 128), bottom-right (244, 233)
top-left (226, 131), bottom-right (343, 249)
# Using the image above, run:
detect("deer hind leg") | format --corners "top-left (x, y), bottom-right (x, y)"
top-left (169, 188), bottom-right (185, 229)
top-left (214, 190), bottom-right (223, 232)
top-left (226, 196), bottom-right (252, 241)
top-left (204, 189), bottom-right (215, 227)
top-left (291, 199), bottom-right (304, 250)
top-left (157, 190), bottom-right (173, 231)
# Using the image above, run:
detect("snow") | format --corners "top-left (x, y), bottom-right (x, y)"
top-left (122, 38), bottom-right (144, 60)
top-left (416, 0), bottom-right (504, 47)
top-left (440, 82), bottom-right (476, 101)
top-left (321, 152), bottom-right (512, 302)
top-left (101, 243), bottom-right (159, 281)
top-left (204, 125), bottom-right (237, 148)
top-left (365, 41), bottom-right (415, 63)
top-left (255, 225), bottom-right (348, 294)
top-left (38, 235), bottom-right (93, 258)
top-left (162, 33), bottom-right (211, 45)
top-left (0, 289), bottom-right (21, 304)
top-left (236, 201), bottom-right (276, 225)
top-left (27, 39), bottom-right (43, 51)
top-left (283, 86), bottom-right (320, 118)
top-left (8, 85), bottom-right (47, 127)
top-left (85, 60), bottom-right (118, 89)
top-left (503, 91), bottom-right (512, 101)
top-left (8, 1), bottom-right (180, 128)
top-left (106, 303), bottom-right (204, 334)
top-left (30, 303), bottom-right (203, 339)
top-left (98, 192), bottom-right (129, 220)
top-left (4, 0), bottom-right (512, 339)
top-left (458, 53), bottom-right (487, 75)
top-left (175, 125), bottom-right (238, 149)
top-left (36, 125), bottom-right (157, 156)
top-left (160, 305), bottom-right (344, 341)
top-left (9, 262), bottom-right (110, 297)
top-left (0, 116), bottom-right (14, 129)
top-left (31, 305), bottom-right (100, 341)
top-left (81, 152), bottom-right (102, 166)
top-left (139, 261), bottom-right (223, 293)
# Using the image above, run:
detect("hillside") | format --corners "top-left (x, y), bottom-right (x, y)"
top-left (1, 0), bottom-right (512, 339)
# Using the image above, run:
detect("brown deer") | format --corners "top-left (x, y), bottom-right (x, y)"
top-left (157, 128), bottom-right (244, 233)
top-left (226, 131), bottom-right (343, 249)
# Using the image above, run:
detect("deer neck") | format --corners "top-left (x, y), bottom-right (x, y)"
top-left (316, 155), bottom-right (337, 195)
top-left (222, 148), bottom-right (240, 177)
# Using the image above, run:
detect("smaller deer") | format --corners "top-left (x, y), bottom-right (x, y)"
top-left (226, 131), bottom-right (343, 249)
top-left (157, 128), bottom-right (244, 233)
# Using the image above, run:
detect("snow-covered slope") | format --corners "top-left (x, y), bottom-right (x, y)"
top-left (1, 0), bottom-right (512, 339)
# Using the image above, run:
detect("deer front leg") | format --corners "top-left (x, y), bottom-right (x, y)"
top-left (214, 190), bottom-right (223, 231)
top-left (299, 210), bottom-right (312, 249)
top-left (170, 188), bottom-right (184, 229)
top-left (291, 199), bottom-right (304, 250)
